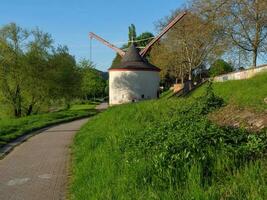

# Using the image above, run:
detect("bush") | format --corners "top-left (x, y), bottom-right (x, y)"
top-left (198, 81), bottom-right (224, 114)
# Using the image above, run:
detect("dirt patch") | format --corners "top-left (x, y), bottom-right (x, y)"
top-left (209, 105), bottom-right (267, 132)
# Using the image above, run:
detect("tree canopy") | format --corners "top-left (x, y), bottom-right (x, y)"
top-left (150, 10), bottom-right (225, 86)
top-left (209, 59), bottom-right (234, 77)
top-left (0, 23), bottom-right (106, 117)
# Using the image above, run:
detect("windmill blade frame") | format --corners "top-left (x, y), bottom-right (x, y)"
top-left (89, 32), bottom-right (126, 57)
top-left (140, 11), bottom-right (187, 57)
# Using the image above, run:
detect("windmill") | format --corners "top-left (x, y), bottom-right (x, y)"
top-left (89, 12), bottom-right (187, 105)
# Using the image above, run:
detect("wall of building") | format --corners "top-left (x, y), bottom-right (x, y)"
top-left (214, 65), bottom-right (267, 82)
top-left (109, 70), bottom-right (160, 105)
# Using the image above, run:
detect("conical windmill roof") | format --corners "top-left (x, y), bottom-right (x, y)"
top-left (109, 44), bottom-right (160, 71)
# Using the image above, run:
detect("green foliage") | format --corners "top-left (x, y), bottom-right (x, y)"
top-left (209, 59), bottom-right (234, 77)
top-left (49, 46), bottom-right (81, 107)
top-left (23, 28), bottom-right (54, 115)
top-left (78, 59), bottom-right (106, 100)
top-left (0, 23), bottom-right (29, 117)
top-left (0, 23), bottom-right (83, 117)
top-left (128, 24), bottom-right (137, 45)
top-left (136, 32), bottom-right (154, 47)
top-left (160, 89), bottom-right (173, 99)
top-left (190, 71), bottom-right (267, 111)
top-left (0, 23), bottom-right (104, 118)
top-left (0, 103), bottom-right (98, 148)
top-left (71, 92), bottom-right (267, 199)
top-left (198, 81), bottom-right (224, 114)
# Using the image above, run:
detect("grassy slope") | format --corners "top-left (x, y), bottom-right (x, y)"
top-left (70, 72), bottom-right (267, 199)
top-left (160, 89), bottom-right (173, 99)
top-left (0, 103), bottom-right (98, 148)
top-left (189, 72), bottom-right (267, 111)
top-left (71, 96), bottom-right (267, 199)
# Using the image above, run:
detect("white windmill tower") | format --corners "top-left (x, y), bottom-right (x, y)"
top-left (89, 12), bottom-right (187, 105)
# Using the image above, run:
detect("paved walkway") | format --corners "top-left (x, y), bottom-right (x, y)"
top-left (95, 102), bottom-right (108, 110)
top-left (0, 118), bottom-right (89, 200)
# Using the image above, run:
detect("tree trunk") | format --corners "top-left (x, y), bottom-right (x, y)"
top-left (188, 66), bottom-right (193, 91)
top-left (13, 85), bottom-right (22, 118)
top-left (253, 49), bottom-right (257, 68)
top-left (253, 0), bottom-right (260, 68)
top-left (26, 104), bottom-right (33, 116)
top-left (14, 107), bottom-right (22, 118)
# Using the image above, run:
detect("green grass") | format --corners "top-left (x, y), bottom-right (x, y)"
top-left (0, 104), bottom-right (98, 148)
top-left (190, 72), bottom-right (267, 111)
top-left (71, 94), bottom-right (267, 199)
top-left (70, 104), bottom-right (97, 111)
top-left (160, 89), bottom-right (173, 99)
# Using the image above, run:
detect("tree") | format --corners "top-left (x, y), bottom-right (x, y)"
top-left (128, 24), bottom-right (137, 45)
top-left (192, 0), bottom-right (267, 67)
top-left (150, 10), bottom-right (225, 86)
top-left (0, 23), bottom-right (87, 117)
top-left (136, 32), bottom-right (154, 47)
top-left (209, 59), bottom-right (234, 77)
top-left (23, 28), bottom-right (53, 115)
top-left (78, 59), bottom-right (106, 100)
top-left (49, 46), bottom-right (81, 108)
top-left (0, 23), bottom-right (29, 117)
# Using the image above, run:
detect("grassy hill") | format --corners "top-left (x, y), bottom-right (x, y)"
top-left (70, 75), bottom-right (267, 199)
top-left (190, 72), bottom-right (267, 111)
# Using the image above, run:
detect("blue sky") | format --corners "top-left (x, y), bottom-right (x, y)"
top-left (0, 0), bottom-right (187, 71)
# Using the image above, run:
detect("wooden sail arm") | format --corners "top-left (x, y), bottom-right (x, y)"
top-left (140, 11), bottom-right (187, 57)
top-left (89, 32), bottom-right (126, 57)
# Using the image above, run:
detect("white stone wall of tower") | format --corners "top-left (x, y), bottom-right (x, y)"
top-left (109, 70), bottom-right (160, 105)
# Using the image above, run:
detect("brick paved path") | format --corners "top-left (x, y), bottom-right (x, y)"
top-left (0, 118), bottom-right (89, 200)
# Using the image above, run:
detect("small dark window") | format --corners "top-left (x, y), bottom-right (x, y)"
top-left (141, 94), bottom-right (145, 99)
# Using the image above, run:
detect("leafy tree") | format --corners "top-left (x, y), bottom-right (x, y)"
top-left (209, 59), bottom-right (234, 77)
top-left (79, 59), bottom-right (106, 100)
top-left (48, 46), bottom-right (81, 108)
top-left (128, 24), bottom-right (137, 45)
top-left (0, 23), bottom-right (29, 117)
top-left (0, 23), bottom-right (101, 117)
top-left (136, 32), bottom-right (154, 47)
top-left (23, 28), bottom-right (53, 115)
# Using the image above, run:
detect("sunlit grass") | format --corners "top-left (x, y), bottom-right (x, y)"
top-left (190, 72), bottom-right (267, 111)
top-left (0, 104), bottom-right (98, 147)
top-left (71, 97), bottom-right (267, 199)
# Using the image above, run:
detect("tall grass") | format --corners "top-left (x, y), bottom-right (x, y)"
top-left (71, 93), bottom-right (267, 199)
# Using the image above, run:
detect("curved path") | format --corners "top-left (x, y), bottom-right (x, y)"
top-left (0, 118), bottom-right (89, 200)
